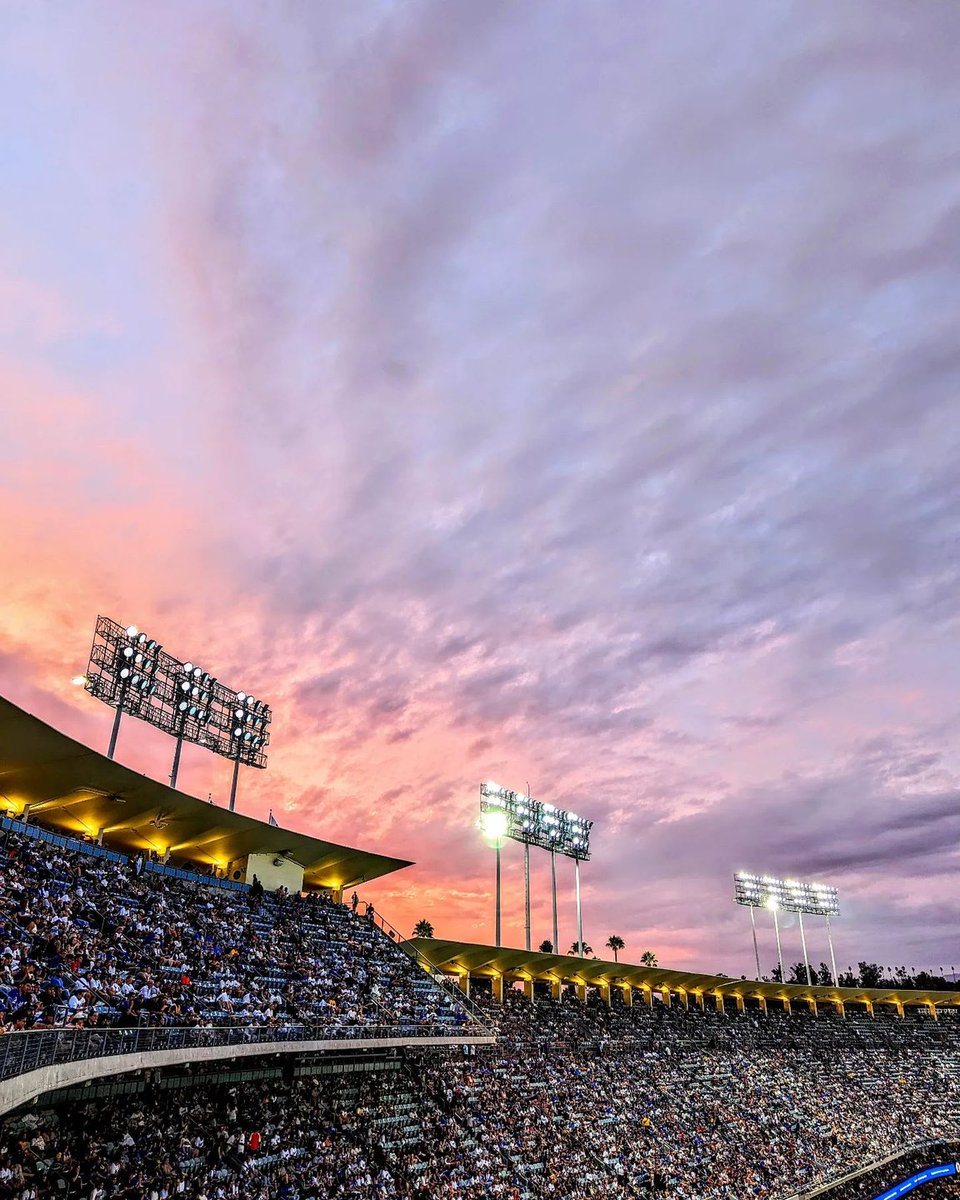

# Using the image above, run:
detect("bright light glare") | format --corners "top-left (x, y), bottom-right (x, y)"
top-left (71, 675), bottom-right (87, 687)
top-left (480, 810), bottom-right (509, 842)
top-left (765, 897), bottom-right (779, 911)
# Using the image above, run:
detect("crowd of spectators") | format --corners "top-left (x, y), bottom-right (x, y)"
top-left (0, 823), bottom-right (959, 1198)
top-left (0, 986), bottom-right (957, 1198)
top-left (0, 827), bottom-right (471, 1035)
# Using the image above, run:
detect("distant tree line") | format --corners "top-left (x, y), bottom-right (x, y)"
top-left (767, 961), bottom-right (956, 990)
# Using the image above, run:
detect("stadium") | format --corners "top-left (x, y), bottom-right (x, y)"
top-left (0, 627), bottom-right (959, 1200)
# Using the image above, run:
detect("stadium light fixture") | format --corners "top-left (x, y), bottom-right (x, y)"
top-left (82, 615), bottom-right (272, 810)
top-left (480, 781), bottom-right (594, 956)
top-left (734, 871), bottom-right (840, 986)
top-left (480, 810), bottom-right (509, 842)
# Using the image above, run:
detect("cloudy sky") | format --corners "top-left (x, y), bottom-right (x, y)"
top-left (2, 1), bottom-right (960, 977)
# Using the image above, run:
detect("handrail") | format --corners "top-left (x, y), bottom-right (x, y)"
top-left (364, 907), bottom-right (492, 1028)
top-left (0, 1020), bottom-right (492, 1086)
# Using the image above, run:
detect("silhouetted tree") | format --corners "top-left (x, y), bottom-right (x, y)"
top-left (640, 950), bottom-right (658, 968)
top-left (538, 939), bottom-right (553, 954)
top-left (606, 935), bottom-right (625, 962)
top-left (858, 961), bottom-right (883, 988)
top-left (412, 919), bottom-right (435, 939)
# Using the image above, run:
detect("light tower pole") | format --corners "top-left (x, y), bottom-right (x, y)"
top-left (479, 809), bottom-right (509, 947)
top-left (770, 901), bottom-right (785, 983)
top-left (575, 857), bottom-right (584, 956)
top-left (749, 905), bottom-right (762, 980)
top-left (551, 848), bottom-right (559, 954)
top-left (826, 915), bottom-right (839, 986)
top-left (798, 911), bottom-right (813, 985)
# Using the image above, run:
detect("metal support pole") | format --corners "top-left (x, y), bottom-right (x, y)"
top-left (749, 904), bottom-right (762, 980)
top-left (575, 857), bottom-right (583, 956)
top-left (551, 848), bottom-right (559, 954)
top-left (798, 911), bottom-right (812, 986)
top-left (524, 841), bottom-right (531, 951)
top-left (826, 916), bottom-right (839, 987)
top-left (773, 908), bottom-right (785, 983)
top-left (228, 752), bottom-right (241, 812)
top-left (169, 735), bottom-right (184, 790)
top-left (106, 691), bottom-right (126, 760)
top-left (495, 842), bottom-right (502, 947)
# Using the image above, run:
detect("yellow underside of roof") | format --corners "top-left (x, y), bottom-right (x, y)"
top-left (0, 696), bottom-right (411, 891)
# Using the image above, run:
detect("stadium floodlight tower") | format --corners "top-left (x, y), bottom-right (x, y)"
top-left (734, 872), bottom-right (840, 986)
top-left (479, 782), bottom-right (593, 955)
top-left (82, 615), bottom-right (272, 811)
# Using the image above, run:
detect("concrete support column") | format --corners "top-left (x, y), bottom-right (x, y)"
top-left (758, 996), bottom-right (767, 1015)
top-left (597, 982), bottom-right (611, 1007)
top-left (550, 978), bottom-right (562, 1002)
top-left (643, 987), bottom-right (654, 1009)
top-left (864, 1000), bottom-right (874, 1018)
top-left (575, 983), bottom-right (587, 1004)
top-left (734, 994), bottom-right (745, 1014)
top-left (622, 986), bottom-right (633, 1008)
top-left (677, 989), bottom-right (689, 1010)
top-left (782, 998), bottom-right (792, 1015)
top-left (456, 974), bottom-right (471, 999)
top-left (807, 999), bottom-right (818, 1017)
top-left (928, 1002), bottom-right (938, 1022)
top-left (836, 1000), bottom-right (845, 1019)
top-left (695, 991), bottom-right (706, 1011)
top-left (715, 993), bottom-right (725, 1015)
top-left (895, 1000), bottom-right (904, 1019)
top-left (660, 987), bottom-right (670, 1008)
top-left (521, 980), bottom-right (534, 1003)
top-left (491, 975), bottom-right (504, 1004)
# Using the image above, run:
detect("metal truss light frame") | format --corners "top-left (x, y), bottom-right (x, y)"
top-left (84, 615), bottom-right (272, 776)
top-left (479, 782), bottom-right (592, 861)
top-left (734, 872), bottom-right (839, 917)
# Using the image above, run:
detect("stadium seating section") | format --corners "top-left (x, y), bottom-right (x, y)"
top-left (0, 820), bottom-right (958, 1199)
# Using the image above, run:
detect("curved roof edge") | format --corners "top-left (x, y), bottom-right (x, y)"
top-left (409, 938), bottom-right (960, 1009)
top-left (0, 695), bottom-right (412, 890)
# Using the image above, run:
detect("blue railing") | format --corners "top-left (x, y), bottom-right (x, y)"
top-left (0, 816), bottom-right (124, 863)
top-left (143, 860), bottom-right (247, 892)
top-left (1, 816), bottom-right (246, 892)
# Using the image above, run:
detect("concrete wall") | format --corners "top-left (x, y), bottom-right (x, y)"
top-left (0, 1033), bottom-right (495, 1117)
top-left (244, 852), bottom-right (305, 893)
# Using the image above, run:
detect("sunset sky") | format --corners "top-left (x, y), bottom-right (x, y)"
top-left (3, 2), bottom-right (960, 978)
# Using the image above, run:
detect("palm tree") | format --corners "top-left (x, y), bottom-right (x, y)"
top-left (640, 950), bottom-right (658, 967)
top-left (412, 919), bottom-right (435, 939)
top-left (606, 935), bottom-right (625, 963)
top-left (569, 941), bottom-right (593, 956)
top-left (538, 939), bottom-right (553, 953)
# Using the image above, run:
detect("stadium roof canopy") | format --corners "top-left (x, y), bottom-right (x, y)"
top-left (409, 938), bottom-right (960, 1012)
top-left (0, 696), bottom-right (411, 890)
